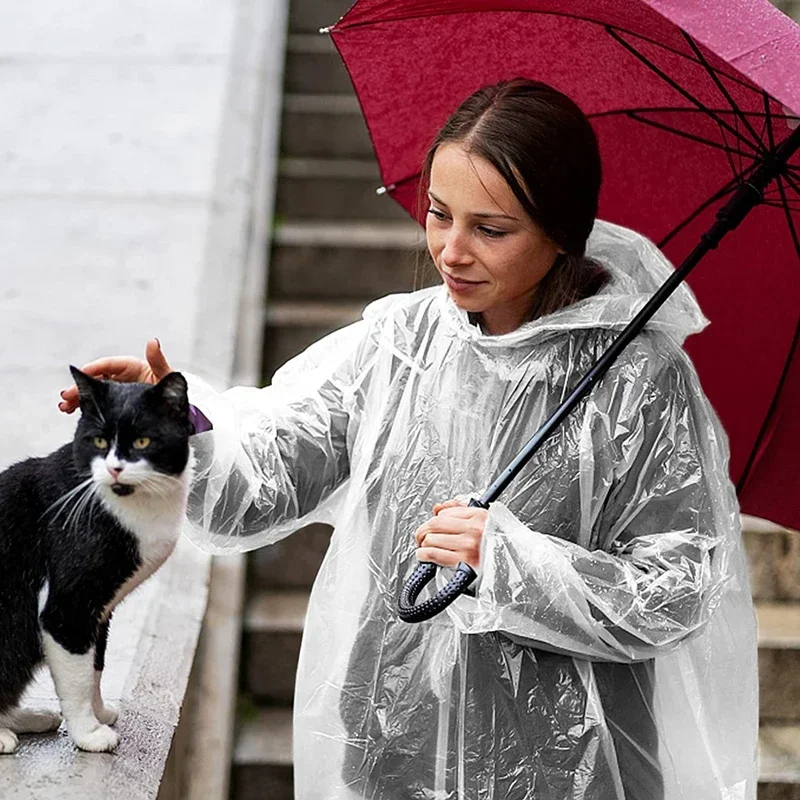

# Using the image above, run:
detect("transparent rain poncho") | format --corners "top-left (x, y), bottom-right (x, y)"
top-left (185, 220), bottom-right (758, 799)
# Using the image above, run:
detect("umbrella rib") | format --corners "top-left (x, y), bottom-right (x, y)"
top-left (681, 30), bottom-right (765, 153)
top-left (736, 174), bottom-right (800, 497)
top-left (783, 171), bottom-right (800, 198)
top-left (657, 167), bottom-right (755, 249)
top-left (763, 91), bottom-right (775, 153)
top-left (762, 200), bottom-right (800, 212)
top-left (590, 108), bottom-right (800, 123)
top-left (625, 112), bottom-right (756, 162)
top-left (605, 27), bottom-right (761, 156)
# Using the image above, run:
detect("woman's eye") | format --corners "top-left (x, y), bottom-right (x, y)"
top-left (93, 437), bottom-right (108, 449)
top-left (478, 226), bottom-right (507, 239)
top-left (427, 208), bottom-right (447, 221)
top-left (133, 437), bottom-right (151, 450)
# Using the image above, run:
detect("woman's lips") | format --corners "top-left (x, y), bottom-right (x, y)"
top-left (442, 272), bottom-right (484, 294)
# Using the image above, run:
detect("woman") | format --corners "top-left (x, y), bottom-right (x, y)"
top-left (60, 80), bottom-right (758, 798)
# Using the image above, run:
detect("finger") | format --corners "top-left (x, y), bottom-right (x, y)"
top-left (145, 338), bottom-right (173, 381)
top-left (60, 385), bottom-right (79, 405)
top-left (418, 533), bottom-right (467, 552)
top-left (58, 398), bottom-right (78, 414)
top-left (433, 498), bottom-right (466, 515)
top-left (435, 506), bottom-right (483, 520)
top-left (414, 516), bottom-right (468, 546)
top-left (78, 356), bottom-right (140, 380)
top-left (415, 547), bottom-right (461, 569)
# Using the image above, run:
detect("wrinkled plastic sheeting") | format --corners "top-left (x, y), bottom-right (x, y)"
top-left (185, 220), bottom-right (758, 797)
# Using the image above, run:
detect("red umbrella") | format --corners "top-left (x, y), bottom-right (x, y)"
top-left (326, 0), bottom-right (800, 619)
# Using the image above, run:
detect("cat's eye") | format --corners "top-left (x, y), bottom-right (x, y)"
top-left (93, 437), bottom-right (108, 450)
top-left (133, 437), bottom-right (151, 450)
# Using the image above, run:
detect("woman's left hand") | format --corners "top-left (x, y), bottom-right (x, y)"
top-left (414, 499), bottom-right (488, 569)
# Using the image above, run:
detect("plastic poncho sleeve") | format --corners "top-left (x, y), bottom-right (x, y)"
top-left (447, 342), bottom-right (735, 663)
top-left (182, 316), bottom-right (373, 553)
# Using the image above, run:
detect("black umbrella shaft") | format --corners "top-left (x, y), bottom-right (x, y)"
top-left (479, 125), bottom-right (800, 506)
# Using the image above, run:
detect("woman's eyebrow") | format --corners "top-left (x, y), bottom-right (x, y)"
top-left (427, 190), bottom-right (518, 221)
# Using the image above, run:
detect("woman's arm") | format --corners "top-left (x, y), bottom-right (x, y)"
top-left (183, 318), bottom-right (375, 553)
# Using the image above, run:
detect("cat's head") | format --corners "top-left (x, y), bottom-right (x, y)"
top-left (69, 367), bottom-right (193, 498)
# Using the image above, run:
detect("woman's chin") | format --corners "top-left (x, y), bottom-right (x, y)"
top-left (446, 289), bottom-right (483, 313)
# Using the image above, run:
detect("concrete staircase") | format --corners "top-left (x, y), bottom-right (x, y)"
top-left (232, 3), bottom-right (424, 797)
top-left (231, 1), bottom-right (800, 797)
top-left (749, 521), bottom-right (800, 799)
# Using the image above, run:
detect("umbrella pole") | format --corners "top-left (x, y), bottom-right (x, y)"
top-left (479, 123), bottom-right (800, 507)
top-left (398, 125), bottom-right (800, 623)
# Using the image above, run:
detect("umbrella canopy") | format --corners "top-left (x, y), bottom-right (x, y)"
top-left (329, 0), bottom-right (800, 531)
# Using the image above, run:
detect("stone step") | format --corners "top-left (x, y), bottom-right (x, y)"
top-left (280, 94), bottom-right (374, 158)
top-left (289, 0), bottom-right (352, 35)
top-left (276, 157), bottom-right (408, 220)
top-left (269, 220), bottom-right (431, 302)
top-left (243, 590), bottom-right (308, 703)
top-left (248, 522), bottom-right (333, 590)
top-left (758, 603), bottom-right (800, 723)
top-left (261, 299), bottom-right (366, 379)
top-left (232, 707), bottom-right (294, 800)
top-left (759, 723), bottom-right (800, 799)
top-left (231, 707), bottom-right (800, 798)
top-left (743, 516), bottom-right (800, 603)
top-left (285, 34), bottom-right (354, 95)
top-left (239, 593), bottom-right (800, 718)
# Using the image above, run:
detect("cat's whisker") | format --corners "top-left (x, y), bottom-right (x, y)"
top-left (63, 482), bottom-right (99, 534)
top-left (40, 477), bottom-right (95, 523)
top-left (139, 477), bottom-right (170, 501)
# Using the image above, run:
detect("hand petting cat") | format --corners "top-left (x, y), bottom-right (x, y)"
top-left (59, 338), bottom-right (173, 414)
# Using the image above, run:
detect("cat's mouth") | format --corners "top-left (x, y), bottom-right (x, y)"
top-left (111, 484), bottom-right (135, 497)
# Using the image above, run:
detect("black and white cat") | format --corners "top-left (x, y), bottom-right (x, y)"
top-left (0, 367), bottom-right (194, 753)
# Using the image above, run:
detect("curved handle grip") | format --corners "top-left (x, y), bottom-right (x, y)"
top-left (396, 497), bottom-right (485, 623)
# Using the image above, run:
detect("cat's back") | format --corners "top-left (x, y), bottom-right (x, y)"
top-left (0, 443), bottom-right (77, 506)
top-left (0, 444), bottom-right (77, 560)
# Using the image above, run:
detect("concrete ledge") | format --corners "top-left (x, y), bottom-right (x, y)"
top-left (0, 0), bottom-right (286, 794)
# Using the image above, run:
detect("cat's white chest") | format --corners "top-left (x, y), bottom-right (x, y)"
top-left (101, 494), bottom-right (185, 619)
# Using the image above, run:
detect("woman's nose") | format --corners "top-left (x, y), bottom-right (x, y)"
top-left (441, 227), bottom-right (472, 266)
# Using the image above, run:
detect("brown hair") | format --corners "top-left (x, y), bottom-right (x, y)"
top-left (419, 78), bottom-right (607, 321)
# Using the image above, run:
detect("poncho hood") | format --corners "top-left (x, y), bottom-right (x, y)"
top-left (432, 219), bottom-right (709, 347)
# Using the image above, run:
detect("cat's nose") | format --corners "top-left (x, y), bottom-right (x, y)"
top-left (108, 467), bottom-right (123, 480)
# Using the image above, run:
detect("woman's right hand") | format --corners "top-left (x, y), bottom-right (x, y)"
top-left (58, 338), bottom-right (174, 414)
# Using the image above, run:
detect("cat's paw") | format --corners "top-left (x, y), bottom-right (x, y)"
top-left (94, 703), bottom-right (118, 727)
top-left (71, 724), bottom-right (119, 753)
top-left (0, 728), bottom-right (19, 754)
top-left (10, 709), bottom-right (62, 733)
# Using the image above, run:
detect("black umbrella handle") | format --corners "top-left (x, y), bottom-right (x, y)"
top-left (397, 497), bottom-right (485, 623)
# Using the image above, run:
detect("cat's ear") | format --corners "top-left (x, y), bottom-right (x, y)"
top-left (69, 366), bottom-right (108, 417)
top-left (148, 372), bottom-right (189, 419)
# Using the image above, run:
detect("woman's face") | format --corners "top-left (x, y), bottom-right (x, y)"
top-left (426, 143), bottom-right (562, 335)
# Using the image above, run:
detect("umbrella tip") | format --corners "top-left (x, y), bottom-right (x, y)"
top-left (319, 25), bottom-right (333, 34)
top-left (376, 184), bottom-right (396, 196)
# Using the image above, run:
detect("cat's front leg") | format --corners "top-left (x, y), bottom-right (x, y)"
top-left (40, 607), bottom-right (119, 754)
top-left (93, 618), bottom-right (118, 726)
